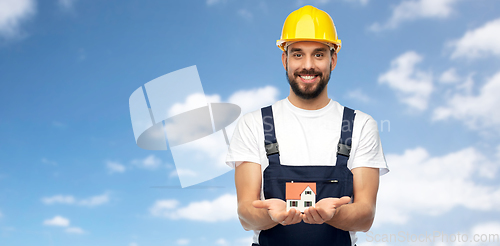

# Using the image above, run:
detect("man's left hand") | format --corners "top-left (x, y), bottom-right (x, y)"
top-left (301, 196), bottom-right (351, 224)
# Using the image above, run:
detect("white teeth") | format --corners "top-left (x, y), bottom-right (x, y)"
top-left (300, 75), bottom-right (315, 80)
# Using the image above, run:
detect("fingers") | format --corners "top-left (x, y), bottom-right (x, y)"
top-left (281, 208), bottom-right (301, 226)
top-left (302, 208), bottom-right (314, 224)
top-left (291, 209), bottom-right (302, 224)
top-left (302, 207), bottom-right (325, 224)
top-left (300, 211), bottom-right (309, 224)
top-left (276, 210), bottom-right (289, 223)
top-left (253, 199), bottom-right (296, 225)
top-left (253, 197), bottom-right (351, 226)
top-left (309, 207), bottom-right (324, 223)
top-left (315, 206), bottom-right (331, 221)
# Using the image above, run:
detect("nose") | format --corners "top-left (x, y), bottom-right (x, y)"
top-left (302, 55), bottom-right (315, 71)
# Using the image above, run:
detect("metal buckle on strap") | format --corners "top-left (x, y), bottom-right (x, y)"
top-left (337, 143), bottom-right (351, 157)
top-left (265, 142), bottom-right (279, 156)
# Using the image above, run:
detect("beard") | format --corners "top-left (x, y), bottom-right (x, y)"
top-left (286, 66), bottom-right (331, 100)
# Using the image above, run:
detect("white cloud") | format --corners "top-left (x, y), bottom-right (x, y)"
top-left (0, 0), bottom-right (35, 39)
top-left (346, 89), bottom-right (371, 103)
top-left (42, 193), bottom-right (109, 207)
top-left (43, 216), bottom-right (70, 227)
top-left (214, 237), bottom-right (254, 246)
top-left (449, 18), bottom-right (500, 59)
top-left (106, 161), bottom-right (126, 174)
top-left (43, 216), bottom-right (87, 234)
top-left (453, 73), bottom-right (475, 95)
top-left (437, 222), bottom-right (500, 246)
top-left (169, 168), bottom-right (198, 178)
top-left (439, 68), bottom-right (460, 84)
top-left (378, 51), bottom-right (433, 111)
top-left (168, 93), bottom-right (221, 117)
top-left (150, 200), bottom-right (179, 212)
top-left (150, 193), bottom-right (237, 222)
top-left (65, 226), bottom-right (85, 234)
top-left (131, 155), bottom-right (162, 170)
top-left (469, 222), bottom-right (500, 245)
top-left (78, 193), bottom-right (109, 207)
top-left (43, 215), bottom-right (85, 234)
top-left (166, 86), bottom-right (279, 187)
top-left (167, 86), bottom-right (277, 139)
top-left (227, 86), bottom-right (279, 115)
top-left (42, 195), bottom-right (75, 205)
top-left (58, 0), bottom-right (77, 11)
top-left (215, 238), bottom-right (228, 245)
top-left (109, 156), bottom-right (168, 173)
top-left (176, 239), bottom-right (190, 245)
top-left (235, 237), bottom-right (254, 246)
top-left (433, 71), bottom-right (500, 130)
top-left (370, 0), bottom-right (459, 31)
top-left (374, 147), bottom-right (500, 226)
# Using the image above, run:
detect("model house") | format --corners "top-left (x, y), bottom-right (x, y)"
top-left (285, 182), bottom-right (316, 212)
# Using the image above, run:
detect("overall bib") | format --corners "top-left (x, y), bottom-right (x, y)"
top-left (254, 105), bottom-right (355, 246)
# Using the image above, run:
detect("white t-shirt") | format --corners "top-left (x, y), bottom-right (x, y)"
top-left (226, 98), bottom-right (389, 245)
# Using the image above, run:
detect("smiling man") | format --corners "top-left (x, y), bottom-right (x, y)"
top-left (226, 5), bottom-right (389, 246)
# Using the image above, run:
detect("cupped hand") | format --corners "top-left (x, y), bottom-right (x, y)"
top-left (253, 199), bottom-right (302, 226)
top-left (302, 196), bottom-right (351, 224)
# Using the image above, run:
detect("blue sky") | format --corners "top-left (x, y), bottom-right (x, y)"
top-left (1, 0), bottom-right (500, 245)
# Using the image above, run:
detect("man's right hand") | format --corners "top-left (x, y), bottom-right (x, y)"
top-left (252, 199), bottom-right (302, 226)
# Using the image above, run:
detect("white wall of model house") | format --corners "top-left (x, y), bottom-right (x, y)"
top-left (286, 186), bottom-right (316, 212)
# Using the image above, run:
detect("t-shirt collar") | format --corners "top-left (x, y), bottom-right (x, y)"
top-left (284, 97), bottom-right (334, 117)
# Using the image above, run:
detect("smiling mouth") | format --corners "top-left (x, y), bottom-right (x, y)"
top-left (298, 74), bottom-right (319, 83)
top-left (300, 75), bottom-right (316, 80)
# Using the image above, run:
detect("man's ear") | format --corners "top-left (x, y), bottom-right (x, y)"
top-left (331, 52), bottom-right (338, 71)
top-left (281, 51), bottom-right (287, 70)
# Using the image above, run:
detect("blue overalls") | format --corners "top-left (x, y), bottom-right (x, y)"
top-left (254, 105), bottom-right (355, 246)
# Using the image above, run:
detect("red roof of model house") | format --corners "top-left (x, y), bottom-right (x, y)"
top-left (285, 182), bottom-right (316, 200)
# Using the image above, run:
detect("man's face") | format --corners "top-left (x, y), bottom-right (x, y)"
top-left (282, 41), bottom-right (337, 100)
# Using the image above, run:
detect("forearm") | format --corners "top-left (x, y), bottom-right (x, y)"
top-left (238, 200), bottom-right (278, 231)
top-left (326, 202), bottom-right (375, 232)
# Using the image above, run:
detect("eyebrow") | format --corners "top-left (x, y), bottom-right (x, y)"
top-left (289, 47), bottom-right (328, 53)
top-left (314, 47), bottom-right (328, 52)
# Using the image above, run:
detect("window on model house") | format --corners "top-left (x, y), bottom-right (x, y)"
top-left (290, 201), bottom-right (298, 207)
top-left (305, 191), bottom-right (311, 195)
top-left (304, 201), bottom-right (312, 207)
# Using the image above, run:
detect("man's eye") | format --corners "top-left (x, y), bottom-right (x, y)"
top-left (294, 53), bottom-right (302, 58)
top-left (315, 53), bottom-right (324, 58)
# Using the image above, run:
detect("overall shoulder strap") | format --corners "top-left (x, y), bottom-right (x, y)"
top-left (336, 107), bottom-right (356, 166)
top-left (261, 106), bottom-right (281, 164)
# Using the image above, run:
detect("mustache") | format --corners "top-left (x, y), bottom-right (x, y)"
top-left (293, 69), bottom-right (322, 77)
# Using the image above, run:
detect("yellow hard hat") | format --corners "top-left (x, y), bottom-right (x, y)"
top-left (277, 5), bottom-right (341, 52)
